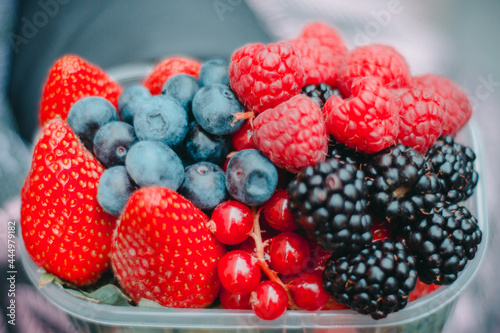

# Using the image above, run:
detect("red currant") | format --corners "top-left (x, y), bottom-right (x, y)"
top-left (305, 240), bottom-right (331, 272)
top-left (321, 297), bottom-right (350, 310)
top-left (234, 218), bottom-right (278, 256)
top-left (231, 119), bottom-right (257, 151)
top-left (371, 217), bottom-right (395, 241)
top-left (287, 271), bottom-right (329, 311)
top-left (268, 232), bottom-right (310, 275)
top-left (208, 201), bottom-right (253, 245)
top-left (218, 250), bottom-right (261, 295)
top-left (262, 190), bottom-right (298, 232)
top-left (250, 281), bottom-right (288, 320)
top-left (409, 279), bottom-right (440, 302)
top-left (219, 287), bottom-right (251, 309)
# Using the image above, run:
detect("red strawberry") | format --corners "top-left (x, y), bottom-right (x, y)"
top-left (324, 76), bottom-right (401, 154)
top-left (143, 56), bottom-right (201, 95)
top-left (39, 55), bottom-right (123, 127)
top-left (111, 187), bottom-right (226, 308)
top-left (20, 119), bottom-right (116, 286)
top-left (253, 94), bottom-right (328, 173)
top-left (411, 74), bottom-right (471, 135)
top-left (229, 42), bottom-right (305, 114)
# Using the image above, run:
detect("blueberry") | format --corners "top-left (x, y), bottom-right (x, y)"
top-left (178, 162), bottom-right (227, 211)
top-left (97, 166), bottom-right (137, 216)
top-left (67, 97), bottom-right (119, 149)
top-left (225, 149), bottom-right (278, 206)
top-left (180, 121), bottom-right (232, 166)
top-left (192, 84), bottom-right (244, 135)
top-left (162, 74), bottom-right (200, 119)
top-left (118, 84), bottom-right (151, 124)
top-left (125, 140), bottom-right (184, 190)
top-left (134, 95), bottom-right (188, 148)
top-left (93, 121), bottom-right (138, 168)
top-left (199, 58), bottom-right (230, 87)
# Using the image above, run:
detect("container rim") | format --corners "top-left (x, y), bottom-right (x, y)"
top-left (19, 64), bottom-right (489, 329)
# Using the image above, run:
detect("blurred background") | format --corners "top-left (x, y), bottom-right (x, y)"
top-left (1, 0), bottom-right (499, 332)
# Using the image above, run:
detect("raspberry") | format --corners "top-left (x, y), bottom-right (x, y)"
top-left (299, 22), bottom-right (348, 60)
top-left (289, 38), bottom-right (341, 87)
top-left (339, 44), bottom-right (410, 97)
top-left (143, 57), bottom-right (201, 95)
top-left (324, 77), bottom-right (401, 154)
top-left (411, 74), bottom-right (472, 135)
top-left (252, 94), bottom-right (328, 173)
top-left (397, 87), bottom-right (446, 153)
top-left (229, 42), bottom-right (305, 113)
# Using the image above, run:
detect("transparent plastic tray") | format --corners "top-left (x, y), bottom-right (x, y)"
top-left (20, 64), bottom-right (489, 332)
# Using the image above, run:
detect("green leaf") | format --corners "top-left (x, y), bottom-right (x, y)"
top-left (137, 298), bottom-right (165, 308)
top-left (86, 284), bottom-right (132, 306)
top-left (39, 272), bottom-right (65, 288)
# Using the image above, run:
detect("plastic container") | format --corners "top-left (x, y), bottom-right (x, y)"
top-left (20, 64), bottom-right (489, 333)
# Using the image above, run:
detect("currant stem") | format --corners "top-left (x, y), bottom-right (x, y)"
top-left (231, 111), bottom-right (256, 127)
top-left (250, 206), bottom-right (299, 310)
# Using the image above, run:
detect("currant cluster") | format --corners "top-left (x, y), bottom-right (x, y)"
top-left (209, 193), bottom-right (344, 320)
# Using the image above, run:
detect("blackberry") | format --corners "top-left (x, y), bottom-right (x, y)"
top-left (302, 83), bottom-right (338, 108)
top-left (400, 202), bottom-right (482, 285)
top-left (323, 240), bottom-right (417, 319)
top-left (287, 158), bottom-right (372, 258)
top-left (328, 135), bottom-right (366, 167)
top-left (426, 135), bottom-right (478, 203)
top-left (364, 144), bottom-right (442, 224)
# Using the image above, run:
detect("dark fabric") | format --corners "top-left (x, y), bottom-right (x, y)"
top-left (8, 0), bottom-right (271, 142)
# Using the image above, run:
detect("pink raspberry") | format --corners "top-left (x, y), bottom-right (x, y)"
top-left (411, 74), bottom-right (471, 135)
top-left (253, 95), bottom-right (328, 173)
top-left (229, 42), bottom-right (305, 114)
top-left (338, 44), bottom-right (410, 97)
top-left (299, 22), bottom-right (348, 59)
top-left (397, 87), bottom-right (446, 153)
top-left (289, 38), bottom-right (341, 87)
top-left (324, 76), bottom-right (400, 154)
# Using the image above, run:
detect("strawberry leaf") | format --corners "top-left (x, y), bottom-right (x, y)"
top-left (137, 298), bottom-right (165, 308)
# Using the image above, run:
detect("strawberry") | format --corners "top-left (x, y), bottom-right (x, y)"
top-left (39, 55), bottom-right (123, 127)
top-left (20, 119), bottom-right (116, 286)
top-left (111, 186), bottom-right (226, 308)
top-left (143, 56), bottom-right (201, 95)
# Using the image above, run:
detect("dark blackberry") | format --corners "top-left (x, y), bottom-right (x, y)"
top-left (328, 135), bottom-right (366, 167)
top-left (287, 158), bottom-right (372, 258)
top-left (400, 202), bottom-right (482, 285)
top-left (301, 83), bottom-right (338, 108)
top-left (426, 135), bottom-right (478, 203)
top-left (322, 240), bottom-right (417, 319)
top-left (364, 144), bottom-right (442, 225)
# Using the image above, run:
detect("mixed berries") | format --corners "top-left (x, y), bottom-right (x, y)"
top-left (20, 21), bottom-right (482, 323)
